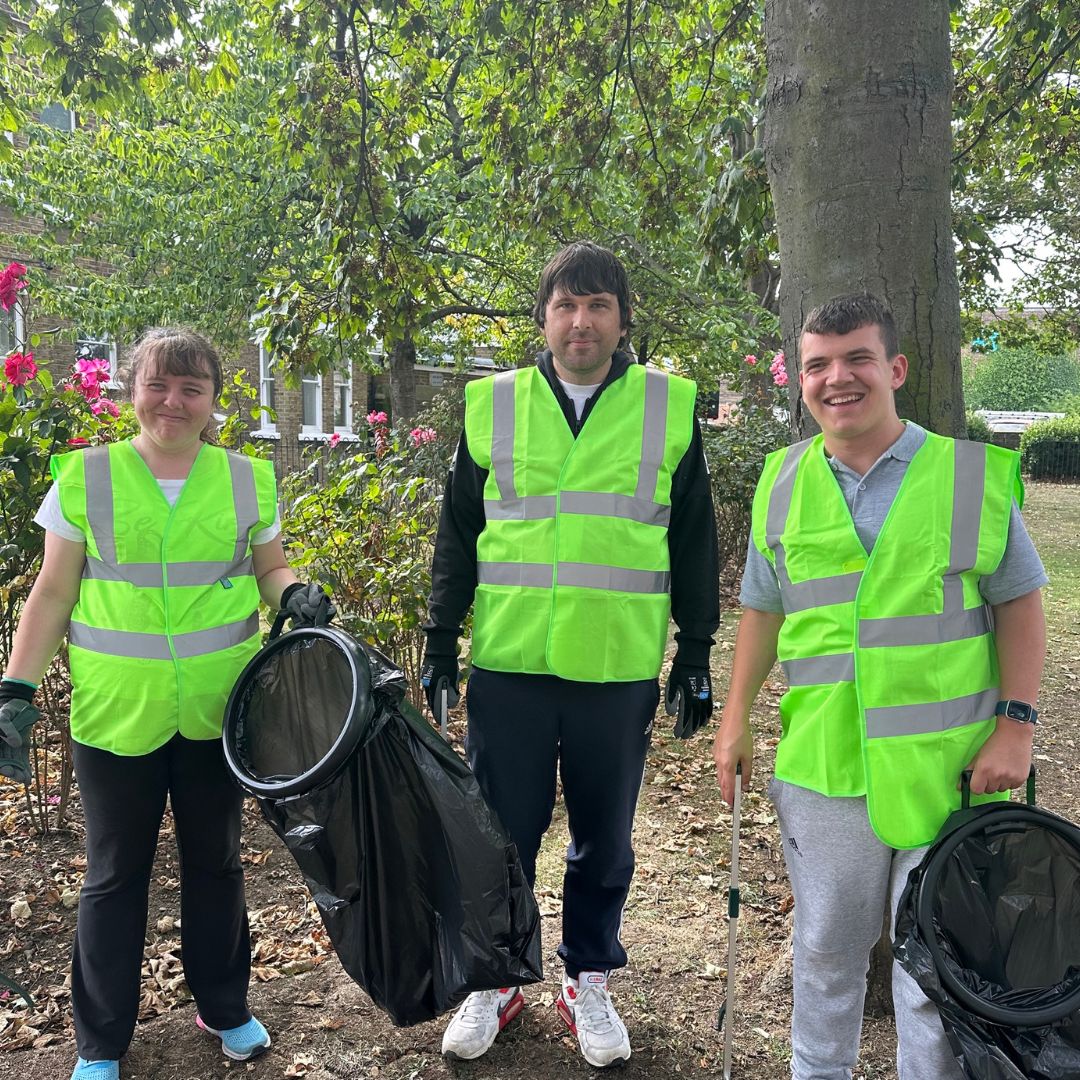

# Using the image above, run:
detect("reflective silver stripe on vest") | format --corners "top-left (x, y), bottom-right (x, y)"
top-left (782, 652), bottom-right (855, 686)
top-left (83, 447), bottom-right (116, 565)
top-left (227, 452), bottom-right (261, 562)
top-left (82, 556), bottom-right (254, 588)
top-left (766, 439), bottom-right (862, 613)
top-left (859, 603), bottom-right (992, 648)
top-left (782, 572), bottom-right (862, 613)
top-left (859, 441), bottom-right (990, 648)
top-left (477, 562), bottom-right (553, 588)
top-left (865, 687), bottom-right (998, 739)
top-left (560, 491), bottom-right (671, 527)
top-left (635, 368), bottom-right (669, 503)
top-left (69, 613), bottom-right (260, 661)
top-left (483, 496), bottom-right (557, 521)
top-left (490, 370), bottom-right (519, 500)
top-left (477, 561), bottom-right (670, 594)
top-left (557, 562), bottom-right (670, 594)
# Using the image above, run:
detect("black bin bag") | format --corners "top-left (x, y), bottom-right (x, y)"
top-left (894, 771), bottom-right (1080, 1079)
top-left (222, 624), bottom-right (543, 1026)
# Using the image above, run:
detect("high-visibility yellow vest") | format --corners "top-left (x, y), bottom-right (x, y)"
top-left (464, 364), bottom-right (696, 682)
top-left (751, 430), bottom-right (1022, 847)
top-left (53, 441), bottom-right (277, 754)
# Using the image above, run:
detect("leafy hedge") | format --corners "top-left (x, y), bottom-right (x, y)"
top-left (966, 411), bottom-right (994, 442)
top-left (1020, 415), bottom-right (1080, 480)
top-left (964, 346), bottom-right (1080, 412)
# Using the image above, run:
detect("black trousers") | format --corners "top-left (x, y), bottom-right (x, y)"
top-left (71, 735), bottom-right (252, 1060)
top-left (465, 667), bottom-right (656, 978)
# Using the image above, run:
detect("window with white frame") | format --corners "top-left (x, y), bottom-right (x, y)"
top-left (257, 345), bottom-right (277, 432)
top-left (38, 104), bottom-right (76, 132)
top-left (301, 372), bottom-right (322, 433)
top-left (333, 366), bottom-right (353, 432)
top-left (0, 300), bottom-right (25, 355)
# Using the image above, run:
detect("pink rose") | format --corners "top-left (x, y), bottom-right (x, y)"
top-left (366, 410), bottom-right (389, 426)
top-left (67, 437), bottom-right (91, 447)
top-left (0, 262), bottom-right (28, 313)
top-left (90, 399), bottom-right (120, 417)
top-left (769, 351), bottom-right (788, 387)
top-left (743, 354), bottom-right (758, 366)
top-left (4, 351), bottom-right (37, 386)
top-left (328, 432), bottom-right (341, 448)
top-left (409, 426), bottom-right (437, 446)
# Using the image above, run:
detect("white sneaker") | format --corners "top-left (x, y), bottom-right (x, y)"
top-left (441, 987), bottom-right (525, 1060)
top-left (556, 971), bottom-right (631, 1068)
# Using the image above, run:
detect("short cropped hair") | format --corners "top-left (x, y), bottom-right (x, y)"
top-left (800, 293), bottom-right (899, 359)
top-left (532, 241), bottom-right (633, 332)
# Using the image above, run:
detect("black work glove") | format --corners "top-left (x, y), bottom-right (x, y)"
top-left (281, 582), bottom-right (336, 628)
top-left (664, 663), bottom-right (714, 739)
top-left (420, 654), bottom-right (460, 717)
top-left (0, 680), bottom-right (40, 787)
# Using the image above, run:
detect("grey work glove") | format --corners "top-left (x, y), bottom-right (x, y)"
top-left (280, 582), bottom-right (336, 629)
top-left (0, 681), bottom-right (40, 787)
top-left (664, 663), bottom-right (714, 739)
top-left (420, 654), bottom-right (461, 717)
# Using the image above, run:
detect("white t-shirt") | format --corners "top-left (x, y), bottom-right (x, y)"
top-left (557, 376), bottom-right (600, 420)
top-left (35, 482), bottom-right (282, 546)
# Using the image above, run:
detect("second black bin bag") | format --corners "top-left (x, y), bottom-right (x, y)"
top-left (223, 625), bottom-right (543, 1026)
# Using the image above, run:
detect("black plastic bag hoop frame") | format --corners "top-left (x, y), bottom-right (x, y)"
top-left (916, 769), bottom-right (1080, 1028)
top-left (223, 620), bottom-right (374, 800)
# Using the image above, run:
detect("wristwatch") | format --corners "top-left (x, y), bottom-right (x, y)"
top-left (994, 699), bottom-right (1038, 725)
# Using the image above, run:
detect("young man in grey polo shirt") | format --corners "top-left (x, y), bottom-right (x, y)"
top-left (712, 293), bottom-right (1047, 1080)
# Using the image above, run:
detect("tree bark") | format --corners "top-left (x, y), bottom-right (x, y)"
top-left (764, 0), bottom-right (965, 437)
top-left (388, 336), bottom-right (417, 424)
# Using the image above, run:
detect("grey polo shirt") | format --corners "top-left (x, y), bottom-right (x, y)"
top-left (739, 422), bottom-right (1048, 613)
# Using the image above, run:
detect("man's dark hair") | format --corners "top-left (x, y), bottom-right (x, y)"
top-left (800, 292), bottom-right (899, 359)
top-left (532, 241), bottom-right (633, 333)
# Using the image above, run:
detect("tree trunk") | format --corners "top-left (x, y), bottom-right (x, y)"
top-left (764, 0), bottom-right (965, 437)
top-left (388, 336), bottom-right (417, 424)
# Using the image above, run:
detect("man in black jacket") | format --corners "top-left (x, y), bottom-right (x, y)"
top-left (422, 241), bottom-right (719, 1067)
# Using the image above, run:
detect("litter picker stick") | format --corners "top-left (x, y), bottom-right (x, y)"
top-left (438, 682), bottom-right (449, 740)
top-left (718, 763), bottom-right (743, 1080)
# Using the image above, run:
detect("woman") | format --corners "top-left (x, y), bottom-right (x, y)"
top-left (0, 328), bottom-right (330, 1080)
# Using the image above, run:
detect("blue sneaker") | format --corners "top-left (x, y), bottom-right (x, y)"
top-left (196, 1014), bottom-right (271, 1061)
top-left (70, 1060), bottom-right (119, 1080)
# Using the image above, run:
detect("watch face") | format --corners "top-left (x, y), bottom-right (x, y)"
top-left (1006, 701), bottom-right (1030, 721)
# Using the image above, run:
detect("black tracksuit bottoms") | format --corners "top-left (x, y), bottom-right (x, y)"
top-left (465, 667), bottom-right (657, 978)
top-left (71, 734), bottom-right (252, 1061)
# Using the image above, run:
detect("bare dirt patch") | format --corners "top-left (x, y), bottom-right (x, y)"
top-left (2, 482), bottom-right (1078, 1080)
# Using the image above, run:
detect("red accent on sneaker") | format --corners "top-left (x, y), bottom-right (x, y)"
top-left (498, 991), bottom-right (525, 1029)
top-left (556, 992), bottom-right (577, 1034)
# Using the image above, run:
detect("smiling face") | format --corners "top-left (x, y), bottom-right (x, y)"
top-left (132, 362), bottom-right (217, 455)
top-left (799, 323), bottom-right (908, 458)
top-left (541, 287), bottom-right (628, 385)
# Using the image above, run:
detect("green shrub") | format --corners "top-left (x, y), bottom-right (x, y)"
top-left (964, 346), bottom-right (1080, 412)
top-left (701, 403), bottom-right (791, 598)
top-left (1020, 415), bottom-right (1080, 480)
top-left (280, 423), bottom-right (443, 707)
top-left (966, 411), bottom-right (994, 443)
top-left (1057, 391), bottom-right (1080, 417)
top-left (0, 353), bottom-right (138, 832)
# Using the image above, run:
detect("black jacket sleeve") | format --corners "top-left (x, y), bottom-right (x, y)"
top-left (667, 419), bottom-right (720, 668)
top-left (422, 430), bottom-right (486, 657)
